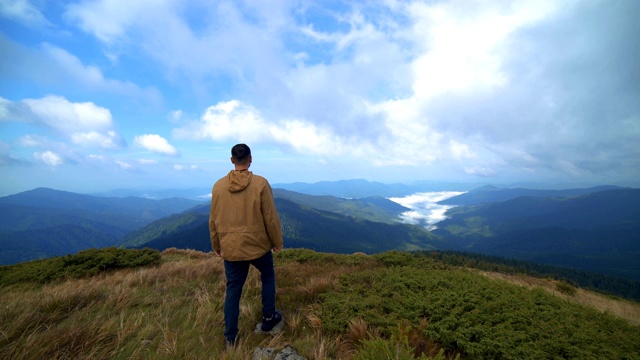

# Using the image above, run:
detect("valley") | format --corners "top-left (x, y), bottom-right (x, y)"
top-left (1, 180), bottom-right (638, 300)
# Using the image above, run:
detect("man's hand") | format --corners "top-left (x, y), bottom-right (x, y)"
top-left (214, 250), bottom-right (221, 257)
top-left (272, 247), bottom-right (282, 253)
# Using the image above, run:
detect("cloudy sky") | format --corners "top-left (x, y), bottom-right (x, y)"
top-left (1, 0), bottom-right (638, 195)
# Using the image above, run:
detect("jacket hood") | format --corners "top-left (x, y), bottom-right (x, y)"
top-left (227, 170), bottom-right (253, 193)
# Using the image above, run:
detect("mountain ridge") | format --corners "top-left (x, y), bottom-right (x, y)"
top-left (434, 189), bottom-right (640, 280)
top-left (439, 184), bottom-right (625, 205)
top-left (0, 188), bottom-right (203, 265)
top-left (119, 197), bottom-right (442, 255)
top-left (3, 185), bottom-right (639, 286)
top-left (273, 179), bottom-right (481, 198)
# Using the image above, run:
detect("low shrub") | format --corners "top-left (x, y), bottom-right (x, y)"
top-left (0, 247), bottom-right (160, 286)
top-left (321, 264), bottom-right (640, 359)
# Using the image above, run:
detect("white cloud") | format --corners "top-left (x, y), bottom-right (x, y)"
top-left (41, 44), bottom-right (161, 102)
top-left (64, 0), bottom-right (276, 84)
top-left (0, 97), bottom-right (10, 119)
top-left (173, 100), bottom-right (348, 156)
top-left (21, 95), bottom-right (112, 132)
top-left (0, 140), bottom-right (23, 166)
top-left (87, 154), bottom-right (106, 162)
top-left (17, 134), bottom-right (44, 147)
top-left (406, 1), bottom-right (557, 100)
top-left (43, 44), bottom-right (106, 86)
top-left (173, 164), bottom-right (198, 171)
top-left (8, 95), bottom-right (125, 150)
top-left (464, 166), bottom-right (496, 177)
top-left (34, 150), bottom-right (63, 166)
top-left (71, 130), bottom-right (122, 148)
top-left (155, 1), bottom-right (565, 172)
top-left (115, 160), bottom-right (133, 170)
top-left (64, 0), bottom-right (158, 44)
top-left (66, 0), bottom-right (634, 186)
top-left (0, 38), bottom-right (161, 105)
top-left (449, 140), bottom-right (476, 161)
top-left (168, 110), bottom-right (183, 123)
top-left (0, 0), bottom-right (51, 28)
top-left (389, 191), bottom-right (465, 230)
top-left (17, 135), bottom-right (97, 166)
top-left (2, 96), bottom-right (125, 168)
top-left (133, 134), bottom-right (179, 156)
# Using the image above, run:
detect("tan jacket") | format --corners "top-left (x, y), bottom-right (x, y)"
top-left (209, 170), bottom-right (283, 261)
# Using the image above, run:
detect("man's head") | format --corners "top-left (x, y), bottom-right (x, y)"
top-left (231, 143), bottom-right (252, 167)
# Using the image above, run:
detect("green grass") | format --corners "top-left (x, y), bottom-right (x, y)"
top-left (1, 248), bottom-right (639, 359)
top-left (0, 247), bottom-right (160, 285)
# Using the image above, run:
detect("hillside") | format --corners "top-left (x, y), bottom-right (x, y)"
top-left (121, 187), bottom-right (640, 285)
top-left (118, 204), bottom-right (210, 249)
top-left (434, 189), bottom-right (640, 280)
top-left (273, 188), bottom-right (408, 224)
top-left (4, 185), bottom-right (640, 295)
top-left (101, 188), bottom-right (409, 248)
top-left (0, 188), bottom-right (203, 265)
top-left (120, 198), bottom-right (443, 254)
top-left (1, 248), bottom-right (639, 359)
top-left (0, 224), bottom-right (118, 265)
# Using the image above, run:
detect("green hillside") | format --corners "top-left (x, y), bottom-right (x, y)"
top-left (434, 189), bottom-right (640, 280)
top-left (121, 198), bottom-right (442, 255)
top-left (1, 248), bottom-right (639, 359)
top-left (117, 205), bottom-right (210, 248)
top-left (0, 224), bottom-right (119, 265)
top-left (0, 188), bottom-right (203, 265)
top-left (273, 188), bottom-right (408, 224)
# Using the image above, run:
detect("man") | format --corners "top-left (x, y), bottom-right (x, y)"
top-left (209, 143), bottom-right (284, 347)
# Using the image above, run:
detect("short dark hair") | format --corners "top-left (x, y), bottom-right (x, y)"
top-left (231, 143), bottom-right (251, 164)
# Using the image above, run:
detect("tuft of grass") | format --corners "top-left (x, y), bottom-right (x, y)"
top-left (345, 318), bottom-right (371, 347)
top-left (555, 281), bottom-right (578, 296)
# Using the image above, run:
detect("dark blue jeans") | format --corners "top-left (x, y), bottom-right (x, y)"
top-left (223, 251), bottom-right (276, 342)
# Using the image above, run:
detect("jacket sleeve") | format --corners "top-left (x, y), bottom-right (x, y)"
top-left (209, 194), bottom-right (220, 252)
top-left (261, 182), bottom-right (283, 250)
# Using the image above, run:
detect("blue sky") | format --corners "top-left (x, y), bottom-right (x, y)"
top-left (1, 0), bottom-right (639, 196)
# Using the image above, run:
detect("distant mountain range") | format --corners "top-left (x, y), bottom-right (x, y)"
top-left (434, 189), bottom-right (640, 280)
top-left (92, 187), bottom-right (211, 201)
top-left (272, 188), bottom-right (408, 224)
top-left (117, 193), bottom-right (441, 255)
top-left (0, 188), bottom-right (202, 265)
top-left (89, 179), bottom-right (479, 200)
top-left (273, 179), bottom-right (481, 198)
top-left (438, 184), bottom-right (625, 205)
top-left (2, 183), bottom-right (639, 283)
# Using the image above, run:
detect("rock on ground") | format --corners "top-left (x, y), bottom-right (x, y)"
top-left (253, 345), bottom-right (306, 360)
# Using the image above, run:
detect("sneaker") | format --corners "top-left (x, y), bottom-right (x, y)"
top-left (261, 310), bottom-right (283, 332)
top-left (225, 336), bottom-right (237, 350)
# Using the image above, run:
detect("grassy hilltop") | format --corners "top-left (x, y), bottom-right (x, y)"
top-left (1, 248), bottom-right (640, 359)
